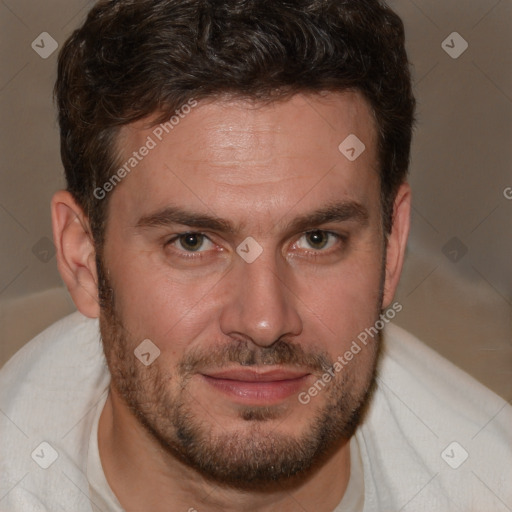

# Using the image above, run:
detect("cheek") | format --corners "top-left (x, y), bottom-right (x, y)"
top-left (105, 251), bottom-right (225, 355)
top-left (294, 251), bottom-right (384, 344)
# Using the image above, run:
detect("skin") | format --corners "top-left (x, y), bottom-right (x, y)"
top-left (52, 91), bottom-right (410, 512)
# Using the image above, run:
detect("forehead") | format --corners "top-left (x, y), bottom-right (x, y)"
top-left (108, 91), bottom-right (379, 230)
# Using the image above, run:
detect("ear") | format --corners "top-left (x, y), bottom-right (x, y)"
top-left (382, 183), bottom-right (411, 309)
top-left (51, 190), bottom-right (100, 318)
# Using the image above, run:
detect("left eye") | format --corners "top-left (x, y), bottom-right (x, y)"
top-left (296, 230), bottom-right (338, 251)
top-left (170, 233), bottom-right (214, 252)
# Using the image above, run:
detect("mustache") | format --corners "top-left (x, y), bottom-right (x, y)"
top-left (178, 338), bottom-right (333, 376)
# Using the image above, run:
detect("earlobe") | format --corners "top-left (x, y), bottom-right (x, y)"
top-left (51, 190), bottom-right (100, 318)
top-left (382, 183), bottom-right (411, 309)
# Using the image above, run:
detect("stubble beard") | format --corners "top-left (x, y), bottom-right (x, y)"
top-left (97, 257), bottom-right (381, 489)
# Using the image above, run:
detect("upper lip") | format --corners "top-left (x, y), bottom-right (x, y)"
top-left (201, 368), bottom-right (310, 382)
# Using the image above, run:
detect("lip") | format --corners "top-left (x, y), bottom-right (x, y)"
top-left (200, 367), bottom-right (311, 405)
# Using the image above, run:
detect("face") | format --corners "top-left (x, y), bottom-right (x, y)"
top-left (98, 92), bottom-right (387, 485)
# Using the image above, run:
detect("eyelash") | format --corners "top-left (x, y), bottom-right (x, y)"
top-left (164, 230), bottom-right (347, 259)
top-left (164, 233), bottom-right (216, 258)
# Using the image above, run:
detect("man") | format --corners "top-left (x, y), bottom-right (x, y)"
top-left (0, 0), bottom-right (510, 511)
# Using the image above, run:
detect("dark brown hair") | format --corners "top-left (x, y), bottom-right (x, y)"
top-left (55, 0), bottom-right (415, 245)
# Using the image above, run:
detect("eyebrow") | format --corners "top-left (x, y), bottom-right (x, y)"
top-left (134, 200), bottom-right (369, 234)
top-left (135, 207), bottom-right (235, 233)
top-left (285, 201), bottom-right (369, 233)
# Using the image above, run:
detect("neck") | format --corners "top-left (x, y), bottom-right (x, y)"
top-left (98, 389), bottom-right (352, 512)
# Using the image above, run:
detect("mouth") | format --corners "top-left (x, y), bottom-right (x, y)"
top-left (200, 367), bottom-right (312, 405)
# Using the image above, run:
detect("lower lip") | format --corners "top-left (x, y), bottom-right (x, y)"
top-left (201, 375), bottom-right (310, 405)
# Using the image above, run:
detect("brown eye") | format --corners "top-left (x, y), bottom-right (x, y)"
top-left (304, 230), bottom-right (329, 250)
top-left (177, 233), bottom-right (208, 251)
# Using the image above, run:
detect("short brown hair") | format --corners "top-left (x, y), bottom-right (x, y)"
top-left (55, 0), bottom-right (415, 245)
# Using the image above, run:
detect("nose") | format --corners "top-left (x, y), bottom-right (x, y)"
top-left (219, 251), bottom-right (303, 348)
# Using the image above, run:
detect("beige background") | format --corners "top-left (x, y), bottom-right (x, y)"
top-left (0, 1), bottom-right (511, 400)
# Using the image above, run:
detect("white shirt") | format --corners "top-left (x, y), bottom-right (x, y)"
top-left (0, 312), bottom-right (510, 511)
